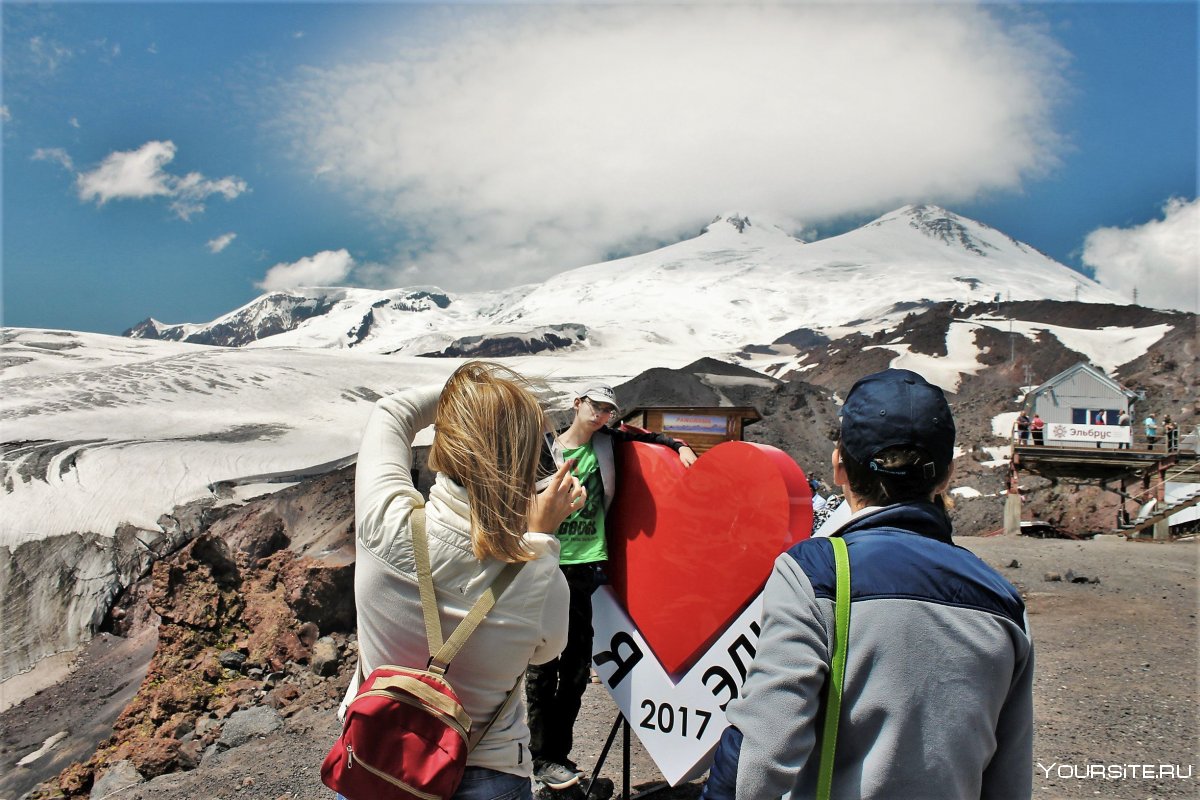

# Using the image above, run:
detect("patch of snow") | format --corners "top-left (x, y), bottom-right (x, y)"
top-left (17, 731), bottom-right (69, 766)
top-left (993, 411), bottom-right (1020, 438)
top-left (867, 320), bottom-right (988, 393)
top-left (979, 446), bottom-right (1012, 468)
top-left (215, 482), bottom-right (298, 507)
top-left (969, 317), bottom-right (1172, 375)
top-left (699, 373), bottom-right (778, 389)
top-left (951, 486), bottom-right (983, 499)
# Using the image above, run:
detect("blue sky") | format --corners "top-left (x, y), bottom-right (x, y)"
top-left (3, 1), bottom-right (1197, 335)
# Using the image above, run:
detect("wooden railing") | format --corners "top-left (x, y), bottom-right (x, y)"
top-left (1008, 422), bottom-right (1194, 454)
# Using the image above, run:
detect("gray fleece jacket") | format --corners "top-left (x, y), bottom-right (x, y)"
top-left (702, 502), bottom-right (1034, 800)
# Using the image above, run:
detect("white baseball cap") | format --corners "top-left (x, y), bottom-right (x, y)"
top-left (575, 381), bottom-right (619, 410)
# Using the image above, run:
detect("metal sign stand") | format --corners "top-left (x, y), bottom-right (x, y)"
top-left (584, 712), bottom-right (669, 800)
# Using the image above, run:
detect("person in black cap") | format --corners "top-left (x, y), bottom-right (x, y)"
top-left (527, 381), bottom-right (697, 791)
top-left (702, 368), bottom-right (1034, 800)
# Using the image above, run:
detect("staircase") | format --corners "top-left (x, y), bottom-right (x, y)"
top-left (1116, 460), bottom-right (1200, 537)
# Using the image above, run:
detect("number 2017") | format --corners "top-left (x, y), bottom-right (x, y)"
top-left (638, 700), bottom-right (712, 739)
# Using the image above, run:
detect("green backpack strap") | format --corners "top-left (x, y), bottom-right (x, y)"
top-left (817, 536), bottom-right (851, 800)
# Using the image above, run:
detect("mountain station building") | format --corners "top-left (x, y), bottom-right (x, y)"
top-left (1026, 362), bottom-right (1139, 449)
top-left (1009, 362), bottom-right (1199, 540)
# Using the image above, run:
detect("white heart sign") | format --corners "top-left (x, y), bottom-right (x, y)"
top-left (589, 586), bottom-right (764, 785)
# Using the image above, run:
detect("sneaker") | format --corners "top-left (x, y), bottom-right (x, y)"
top-left (534, 761), bottom-right (583, 790)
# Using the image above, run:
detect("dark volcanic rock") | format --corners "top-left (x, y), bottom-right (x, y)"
top-left (419, 324), bottom-right (588, 358)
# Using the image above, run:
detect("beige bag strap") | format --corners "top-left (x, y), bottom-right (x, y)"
top-left (410, 506), bottom-right (523, 673)
top-left (412, 507), bottom-right (445, 656)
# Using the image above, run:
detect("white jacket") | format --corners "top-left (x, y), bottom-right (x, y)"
top-left (347, 385), bottom-right (570, 776)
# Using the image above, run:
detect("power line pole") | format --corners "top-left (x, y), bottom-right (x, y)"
top-left (1008, 291), bottom-right (1014, 365)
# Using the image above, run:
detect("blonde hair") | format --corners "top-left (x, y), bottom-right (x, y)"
top-left (428, 361), bottom-right (545, 563)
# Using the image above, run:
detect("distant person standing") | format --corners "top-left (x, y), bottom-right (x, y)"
top-left (1118, 409), bottom-right (1131, 449)
top-left (1144, 414), bottom-right (1158, 448)
top-left (1031, 413), bottom-right (1045, 446)
top-left (1016, 411), bottom-right (1031, 445)
top-left (1092, 410), bottom-right (1107, 448)
top-left (1164, 415), bottom-right (1178, 451)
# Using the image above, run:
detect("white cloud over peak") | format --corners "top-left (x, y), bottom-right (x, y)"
top-left (207, 232), bottom-right (237, 254)
top-left (73, 141), bottom-right (248, 220)
top-left (1084, 197), bottom-right (1200, 314)
top-left (257, 249), bottom-right (355, 291)
top-left (284, 3), bottom-right (1066, 291)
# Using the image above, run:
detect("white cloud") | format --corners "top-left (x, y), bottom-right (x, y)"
top-left (1084, 197), bottom-right (1200, 314)
top-left (257, 249), bottom-right (356, 291)
top-left (69, 117), bottom-right (80, 129)
top-left (33, 147), bottom-right (74, 171)
top-left (77, 140), bottom-right (176, 203)
top-left (283, 3), bottom-right (1066, 291)
top-left (29, 36), bottom-right (73, 73)
top-left (207, 232), bottom-right (237, 254)
top-left (169, 171), bottom-right (250, 221)
top-left (73, 140), bottom-right (248, 219)
top-left (1, 106), bottom-right (11, 123)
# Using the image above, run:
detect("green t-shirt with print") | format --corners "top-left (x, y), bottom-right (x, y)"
top-left (556, 442), bottom-right (607, 564)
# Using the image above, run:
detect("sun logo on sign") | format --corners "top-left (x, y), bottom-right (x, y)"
top-left (1052, 424), bottom-right (1068, 438)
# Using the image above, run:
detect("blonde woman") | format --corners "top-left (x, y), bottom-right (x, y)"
top-left (346, 361), bottom-right (583, 800)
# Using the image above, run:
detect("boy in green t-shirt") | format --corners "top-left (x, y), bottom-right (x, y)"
top-left (527, 381), bottom-right (696, 790)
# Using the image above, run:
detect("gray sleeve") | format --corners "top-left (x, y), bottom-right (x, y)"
top-left (981, 621), bottom-right (1035, 800)
top-left (724, 553), bottom-right (829, 800)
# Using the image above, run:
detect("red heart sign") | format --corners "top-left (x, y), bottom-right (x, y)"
top-left (607, 440), bottom-right (812, 676)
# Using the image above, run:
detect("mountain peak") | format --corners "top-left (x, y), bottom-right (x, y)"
top-left (868, 204), bottom-right (1003, 257)
top-left (708, 213), bottom-right (754, 233)
top-left (702, 213), bottom-right (796, 240)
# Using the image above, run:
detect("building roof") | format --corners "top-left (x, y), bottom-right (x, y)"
top-left (624, 405), bottom-right (762, 421)
top-left (1028, 361), bottom-right (1138, 401)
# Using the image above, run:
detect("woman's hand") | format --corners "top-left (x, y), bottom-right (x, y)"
top-left (529, 459), bottom-right (586, 533)
top-left (678, 445), bottom-right (698, 468)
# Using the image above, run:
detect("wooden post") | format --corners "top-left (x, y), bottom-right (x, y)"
top-left (1004, 465), bottom-right (1021, 536)
top-left (1153, 460), bottom-right (1170, 540)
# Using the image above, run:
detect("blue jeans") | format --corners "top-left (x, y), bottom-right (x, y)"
top-left (455, 767), bottom-right (533, 800)
top-left (337, 768), bottom-right (532, 800)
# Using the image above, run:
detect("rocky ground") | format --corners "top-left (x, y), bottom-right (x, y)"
top-left (3, 531), bottom-right (1195, 800)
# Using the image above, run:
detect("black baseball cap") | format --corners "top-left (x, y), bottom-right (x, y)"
top-left (840, 369), bottom-right (956, 479)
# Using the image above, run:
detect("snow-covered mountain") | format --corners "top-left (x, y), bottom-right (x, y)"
top-left (125, 205), bottom-right (1125, 361)
top-left (3, 203), bottom-right (1177, 696)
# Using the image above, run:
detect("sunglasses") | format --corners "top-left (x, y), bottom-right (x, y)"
top-left (584, 397), bottom-right (618, 417)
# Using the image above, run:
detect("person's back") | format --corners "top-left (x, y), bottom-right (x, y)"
top-left (702, 369), bottom-right (1033, 800)
top-left (346, 363), bottom-right (584, 797)
top-left (749, 504), bottom-right (1032, 798)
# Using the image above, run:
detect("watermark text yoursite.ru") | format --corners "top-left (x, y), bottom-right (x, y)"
top-left (1038, 762), bottom-right (1194, 780)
